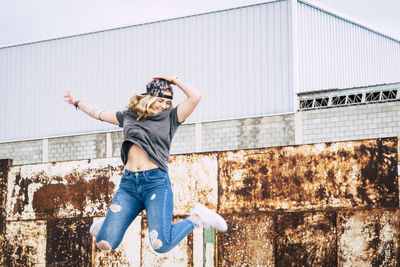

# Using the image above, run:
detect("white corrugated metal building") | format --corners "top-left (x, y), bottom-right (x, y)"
top-left (1, 0), bottom-right (399, 142)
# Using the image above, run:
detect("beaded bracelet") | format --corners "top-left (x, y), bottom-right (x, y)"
top-left (170, 77), bottom-right (178, 84)
top-left (98, 110), bottom-right (105, 121)
top-left (74, 100), bottom-right (81, 110)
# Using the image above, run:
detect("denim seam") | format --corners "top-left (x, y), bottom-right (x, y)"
top-left (161, 185), bottom-right (168, 243)
top-left (170, 222), bottom-right (193, 246)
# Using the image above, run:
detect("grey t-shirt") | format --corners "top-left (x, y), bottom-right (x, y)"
top-left (116, 107), bottom-right (182, 172)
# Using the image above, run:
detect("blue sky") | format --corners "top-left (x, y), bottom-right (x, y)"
top-left (0, 0), bottom-right (399, 47)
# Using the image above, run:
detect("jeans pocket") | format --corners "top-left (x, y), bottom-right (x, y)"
top-left (144, 173), bottom-right (167, 183)
top-left (119, 174), bottom-right (132, 186)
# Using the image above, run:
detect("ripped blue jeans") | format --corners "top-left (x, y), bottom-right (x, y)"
top-left (96, 168), bottom-right (195, 253)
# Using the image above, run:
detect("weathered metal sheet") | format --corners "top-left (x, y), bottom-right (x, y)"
top-left (192, 228), bottom-right (203, 267)
top-left (217, 214), bottom-right (274, 266)
top-left (398, 136), bottom-right (400, 206)
top-left (169, 153), bottom-right (218, 216)
top-left (338, 209), bottom-right (400, 267)
top-left (0, 159), bottom-right (12, 266)
top-left (141, 218), bottom-right (191, 266)
top-left (46, 217), bottom-right (92, 266)
top-left (6, 158), bottom-right (124, 220)
top-left (219, 138), bottom-right (398, 213)
top-left (93, 217), bottom-right (141, 266)
top-left (276, 212), bottom-right (337, 266)
top-left (5, 220), bottom-right (47, 266)
top-left (93, 216), bottom-right (142, 266)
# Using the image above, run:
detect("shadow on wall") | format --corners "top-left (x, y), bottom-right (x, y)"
top-left (0, 137), bottom-right (399, 266)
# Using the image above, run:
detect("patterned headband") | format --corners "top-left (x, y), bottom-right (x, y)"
top-left (144, 79), bottom-right (173, 100)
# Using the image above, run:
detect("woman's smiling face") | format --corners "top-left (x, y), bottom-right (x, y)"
top-left (150, 91), bottom-right (173, 114)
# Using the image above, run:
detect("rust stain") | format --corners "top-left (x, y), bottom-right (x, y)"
top-left (276, 212), bottom-right (337, 267)
top-left (218, 138), bottom-right (398, 213)
top-left (94, 245), bottom-right (130, 266)
top-left (8, 162), bottom-right (122, 219)
top-left (93, 215), bottom-right (142, 266)
top-left (46, 217), bottom-right (92, 266)
top-left (218, 214), bottom-right (274, 266)
top-left (187, 229), bottom-right (194, 267)
top-left (141, 217), bottom-right (191, 266)
top-left (338, 209), bottom-right (400, 266)
top-left (32, 176), bottom-right (114, 217)
top-left (5, 220), bottom-right (47, 266)
top-left (1, 138), bottom-right (399, 266)
top-left (354, 139), bottom-right (398, 206)
top-left (0, 159), bottom-right (12, 266)
top-left (169, 153), bottom-right (218, 216)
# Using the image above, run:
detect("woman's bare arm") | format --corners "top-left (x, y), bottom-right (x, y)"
top-left (64, 90), bottom-right (119, 126)
top-left (153, 76), bottom-right (202, 123)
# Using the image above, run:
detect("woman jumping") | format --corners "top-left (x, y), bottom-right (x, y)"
top-left (64, 76), bottom-right (227, 253)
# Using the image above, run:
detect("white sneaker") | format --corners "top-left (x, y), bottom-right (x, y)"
top-left (90, 217), bottom-right (105, 237)
top-left (190, 203), bottom-right (228, 232)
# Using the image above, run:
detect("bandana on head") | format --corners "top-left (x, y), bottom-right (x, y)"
top-left (143, 79), bottom-right (173, 100)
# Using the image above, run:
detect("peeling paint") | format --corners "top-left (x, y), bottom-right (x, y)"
top-left (5, 220), bottom-right (47, 266)
top-left (169, 153), bottom-right (218, 215)
top-left (0, 159), bottom-right (12, 266)
top-left (6, 158), bottom-right (124, 220)
top-left (218, 214), bottom-right (274, 266)
top-left (46, 218), bottom-right (92, 266)
top-left (93, 216), bottom-right (142, 266)
top-left (141, 218), bottom-right (191, 266)
top-left (338, 209), bottom-right (400, 266)
top-left (276, 212), bottom-right (337, 266)
top-left (1, 137), bottom-right (399, 266)
top-left (219, 138), bottom-right (398, 213)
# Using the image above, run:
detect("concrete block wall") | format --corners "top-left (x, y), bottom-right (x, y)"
top-left (48, 133), bottom-right (107, 162)
top-left (1, 137), bottom-right (399, 266)
top-left (0, 114), bottom-right (294, 165)
top-left (0, 139), bottom-right (42, 165)
top-left (170, 123), bottom-right (196, 154)
top-left (301, 101), bottom-right (400, 144)
top-left (202, 114), bottom-right (295, 152)
top-left (0, 99), bottom-right (399, 165)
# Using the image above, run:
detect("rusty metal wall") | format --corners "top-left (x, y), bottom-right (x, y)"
top-left (0, 137), bottom-right (399, 266)
top-left (0, 159), bottom-right (12, 266)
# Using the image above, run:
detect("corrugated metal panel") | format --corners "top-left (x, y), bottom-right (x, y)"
top-left (0, 1), bottom-right (292, 142)
top-left (298, 1), bottom-right (400, 92)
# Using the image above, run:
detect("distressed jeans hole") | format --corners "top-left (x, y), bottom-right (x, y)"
top-left (97, 240), bottom-right (111, 251)
top-left (150, 229), bottom-right (162, 249)
top-left (110, 204), bottom-right (121, 213)
top-left (153, 239), bottom-right (163, 249)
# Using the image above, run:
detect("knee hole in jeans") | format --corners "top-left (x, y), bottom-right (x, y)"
top-left (110, 204), bottom-right (121, 213)
top-left (150, 230), bottom-right (163, 249)
top-left (97, 240), bottom-right (111, 251)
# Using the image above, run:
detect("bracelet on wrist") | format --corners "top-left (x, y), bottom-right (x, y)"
top-left (98, 110), bottom-right (105, 121)
top-left (170, 76), bottom-right (178, 85)
top-left (74, 100), bottom-right (81, 110)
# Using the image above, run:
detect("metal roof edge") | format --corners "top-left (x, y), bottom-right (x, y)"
top-left (0, 0), bottom-right (278, 50)
top-left (299, 0), bottom-right (400, 43)
top-left (297, 82), bottom-right (400, 96)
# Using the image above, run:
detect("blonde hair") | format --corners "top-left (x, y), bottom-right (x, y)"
top-left (127, 94), bottom-right (173, 120)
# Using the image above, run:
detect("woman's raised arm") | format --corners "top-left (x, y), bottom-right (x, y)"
top-left (153, 76), bottom-right (202, 123)
top-left (64, 90), bottom-right (120, 126)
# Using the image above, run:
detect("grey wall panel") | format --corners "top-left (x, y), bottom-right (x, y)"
top-left (298, 1), bottom-right (400, 92)
top-left (0, 1), bottom-right (293, 142)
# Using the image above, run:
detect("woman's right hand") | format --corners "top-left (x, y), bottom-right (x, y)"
top-left (64, 90), bottom-right (77, 106)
